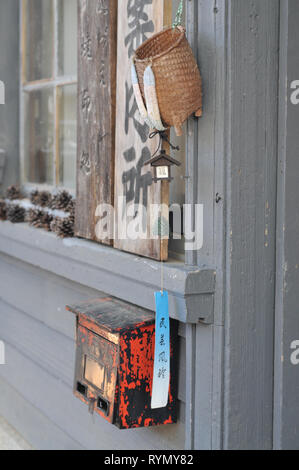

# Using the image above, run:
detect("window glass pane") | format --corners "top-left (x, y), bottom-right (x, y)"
top-left (57, 84), bottom-right (77, 190)
top-left (58, 0), bottom-right (78, 76)
top-left (24, 88), bottom-right (54, 184)
top-left (24, 0), bottom-right (53, 82)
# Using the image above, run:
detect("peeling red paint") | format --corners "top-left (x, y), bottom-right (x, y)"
top-left (70, 298), bottom-right (178, 429)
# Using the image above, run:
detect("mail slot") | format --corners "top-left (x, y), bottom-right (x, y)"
top-left (66, 297), bottom-right (178, 429)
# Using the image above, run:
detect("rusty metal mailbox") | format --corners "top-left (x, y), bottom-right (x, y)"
top-left (66, 297), bottom-right (178, 429)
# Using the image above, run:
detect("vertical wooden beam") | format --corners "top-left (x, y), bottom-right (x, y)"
top-left (185, 324), bottom-right (196, 450)
top-left (114, 0), bottom-right (169, 260)
top-left (274, 0), bottom-right (299, 450)
top-left (75, 0), bottom-right (117, 244)
top-left (223, 0), bottom-right (279, 450)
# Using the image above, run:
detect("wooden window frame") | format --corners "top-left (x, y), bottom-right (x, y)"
top-left (19, 0), bottom-right (199, 265)
top-left (19, 0), bottom-right (77, 195)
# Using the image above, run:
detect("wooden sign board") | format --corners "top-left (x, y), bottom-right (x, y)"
top-left (75, 0), bottom-right (117, 245)
top-left (114, 0), bottom-right (172, 260)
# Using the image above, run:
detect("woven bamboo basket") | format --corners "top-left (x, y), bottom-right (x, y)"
top-left (133, 27), bottom-right (202, 137)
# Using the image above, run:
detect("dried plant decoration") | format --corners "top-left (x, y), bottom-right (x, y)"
top-left (38, 191), bottom-right (52, 208)
top-left (51, 215), bottom-right (74, 239)
top-left (66, 197), bottom-right (75, 214)
top-left (40, 212), bottom-right (54, 232)
top-left (50, 217), bottom-right (60, 234)
top-left (27, 208), bottom-right (44, 227)
top-left (7, 205), bottom-right (26, 223)
top-left (0, 199), bottom-right (7, 221)
top-left (28, 208), bottom-right (54, 232)
top-left (6, 185), bottom-right (22, 201)
top-left (133, 1), bottom-right (202, 137)
top-left (30, 190), bottom-right (40, 206)
top-left (30, 190), bottom-right (52, 208)
top-left (51, 190), bottom-right (73, 211)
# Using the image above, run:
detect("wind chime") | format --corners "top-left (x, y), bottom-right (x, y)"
top-left (131, 0), bottom-right (203, 410)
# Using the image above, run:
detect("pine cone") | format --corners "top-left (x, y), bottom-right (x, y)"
top-left (51, 215), bottom-right (74, 238)
top-left (27, 208), bottom-right (53, 231)
top-left (6, 185), bottom-right (22, 201)
top-left (38, 191), bottom-right (52, 208)
top-left (7, 205), bottom-right (26, 223)
top-left (30, 190), bottom-right (52, 207)
top-left (27, 208), bottom-right (43, 227)
top-left (30, 190), bottom-right (40, 206)
top-left (59, 217), bottom-right (74, 238)
top-left (66, 198), bottom-right (75, 214)
top-left (0, 199), bottom-right (7, 221)
top-left (50, 217), bottom-right (60, 234)
top-left (40, 212), bottom-right (53, 231)
top-left (51, 190), bottom-right (73, 211)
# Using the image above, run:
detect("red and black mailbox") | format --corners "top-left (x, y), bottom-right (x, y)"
top-left (66, 297), bottom-right (178, 429)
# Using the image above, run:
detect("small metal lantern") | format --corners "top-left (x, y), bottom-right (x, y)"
top-left (144, 150), bottom-right (181, 183)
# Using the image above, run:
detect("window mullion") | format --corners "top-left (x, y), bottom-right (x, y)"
top-left (53, 0), bottom-right (59, 186)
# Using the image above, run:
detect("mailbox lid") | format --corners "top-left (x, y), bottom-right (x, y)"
top-left (67, 297), bottom-right (155, 334)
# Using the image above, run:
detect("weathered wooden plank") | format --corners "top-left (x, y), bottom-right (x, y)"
top-left (184, 324), bottom-right (196, 450)
top-left (190, 0), bottom-right (227, 450)
top-left (114, 0), bottom-right (169, 260)
top-left (223, 0), bottom-right (279, 450)
top-left (274, 0), bottom-right (299, 450)
top-left (75, 0), bottom-right (117, 244)
top-left (194, 324), bottom-right (213, 450)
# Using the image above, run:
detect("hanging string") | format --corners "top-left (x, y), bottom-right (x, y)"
top-left (172, 0), bottom-right (184, 28)
top-left (152, 210), bottom-right (169, 294)
top-left (148, 130), bottom-right (179, 293)
top-left (161, 236), bottom-right (164, 294)
top-left (149, 130), bottom-right (180, 159)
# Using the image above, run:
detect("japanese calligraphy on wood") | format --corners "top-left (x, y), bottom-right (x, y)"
top-left (76, 0), bottom-right (117, 244)
top-left (114, 0), bottom-right (171, 260)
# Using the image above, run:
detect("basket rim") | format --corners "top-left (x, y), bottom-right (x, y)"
top-left (133, 26), bottom-right (186, 64)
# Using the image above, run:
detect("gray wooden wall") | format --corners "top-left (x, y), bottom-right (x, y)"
top-left (0, 0), bottom-right (299, 451)
top-left (0, 253), bottom-right (186, 450)
top-left (274, 0), bottom-right (299, 450)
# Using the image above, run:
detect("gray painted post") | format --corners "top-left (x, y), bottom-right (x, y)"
top-left (192, 0), bottom-right (228, 450)
top-left (274, 0), bottom-right (299, 450)
top-left (0, 0), bottom-right (19, 195)
top-left (223, 0), bottom-right (279, 449)
top-left (186, 0), bottom-right (280, 450)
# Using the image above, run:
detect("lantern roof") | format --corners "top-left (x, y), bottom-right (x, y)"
top-left (144, 150), bottom-right (181, 168)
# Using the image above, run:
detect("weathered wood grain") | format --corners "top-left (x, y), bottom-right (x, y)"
top-left (75, 0), bottom-right (117, 244)
top-left (114, 0), bottom-right (169, 260)
top-left (223, 0), bottom-right (279, 450)
top-left (274, 0), bottom-right (299, 450)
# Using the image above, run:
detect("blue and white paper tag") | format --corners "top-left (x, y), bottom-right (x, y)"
top-left (151, 291), bottom-right (170, 409)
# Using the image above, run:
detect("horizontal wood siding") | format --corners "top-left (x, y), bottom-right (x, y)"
top-left (0, 253), bottom-right (185, 450)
